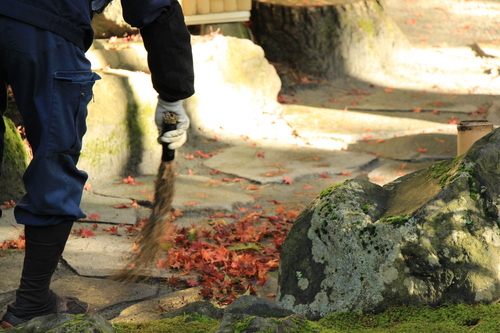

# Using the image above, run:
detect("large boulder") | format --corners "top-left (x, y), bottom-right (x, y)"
top-left (277, 127), bottom-right (500, 320)
top-left (80, 69), bottom-right (161, 183)
top-left (91, 1), bottom-right (138, 38)
top-left (185, 34), bottom-right (296, 145)
top-left (82, 34), bottom-right (297, 183)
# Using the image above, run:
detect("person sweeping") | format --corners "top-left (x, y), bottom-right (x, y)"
top-left (0, 0), bottom-right (194, 328)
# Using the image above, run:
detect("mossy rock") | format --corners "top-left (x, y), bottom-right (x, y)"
top-left (277, 128), bottom-right (500, 320)
top-left (0, 116), bottom-right (27, 202)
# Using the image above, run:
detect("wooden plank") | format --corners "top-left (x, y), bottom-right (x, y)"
top-left (184, 11), bottom-right (250, 25)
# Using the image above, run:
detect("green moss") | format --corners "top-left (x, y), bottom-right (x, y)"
top-left (80, 132), bottom-right (122, 167)
top-left (319, 184), bottom-right (341, 199)
top-left (114, 315), bottom-right (219, 333)
top-left (319, 303), bottom-right (500, 332)
top-left (2, 116), bottom-right (28, 170)
top-left (233, 315), bottom-right (256, 333)
top-left (359, 20), bottom-right (375, 36)
top-left (427, 157), bottom-right (461, 188)
top-left (361, 202), bottom-right (371, 214)
top-left (380, 215), bottom-right (410, 226)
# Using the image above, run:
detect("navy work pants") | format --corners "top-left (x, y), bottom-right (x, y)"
top-left (0, 16), bottom-right (100, 226)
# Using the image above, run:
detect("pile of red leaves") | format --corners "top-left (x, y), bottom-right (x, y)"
top-left (159, 207), bottom-right (298, 305)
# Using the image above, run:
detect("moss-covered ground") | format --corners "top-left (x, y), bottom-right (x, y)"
top-left (109, 303), bottom-right (500, 333)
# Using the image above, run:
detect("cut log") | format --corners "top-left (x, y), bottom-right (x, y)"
top-left (250, 0), bottom-right (410, 86)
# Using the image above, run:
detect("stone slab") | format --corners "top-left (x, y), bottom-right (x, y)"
top-left (80, 191), bottom-right (138, 225)
top-left (203, 146), bottom-right (377, 184)
top-left (0, 208), bottom-right (22, 241)
top-left (347, 133), bottom-right (457, 162)
top-left (0, 251), bottom-right (23, 294)
top-left (367, 160), bottom-right (437, 186)
top-left (64, 222), bottom-right (137, 277)
top-left (50, 275), bottom-right (159, 313)
top-left (110, 287), bottom-right (203, 323)
top-left (283, 104), bottom-right (457, 150)
top-left (94, 174), bottom-right (255, 212)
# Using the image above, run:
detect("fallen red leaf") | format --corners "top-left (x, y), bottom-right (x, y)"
top-left (121, 175), bottom-right (143, 186)
top-left (0, 200), bottom-right (16, 210)
top-left (283, 176), bottom-right (294, 185)
top-left (75, 228), bottom-right (95, 238)
top-left (417, 148), bottom-right (428, 153)
top-left (102, 226), bottom-right (119, 235)
top-left (277, 95), bottom-right (293, 104)
top-left (302, 183), bottom-right (315, 190)
top-left (114, 203), bottom-right (131, 209)
top-left (196, 151), bottom-right (211, 158)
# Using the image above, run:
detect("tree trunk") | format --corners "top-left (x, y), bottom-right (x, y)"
top-left (250, 0), bottom-right (410, 88)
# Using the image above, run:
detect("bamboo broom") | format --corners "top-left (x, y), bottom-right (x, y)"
top-left (112, 111), bottom-right (178, 282)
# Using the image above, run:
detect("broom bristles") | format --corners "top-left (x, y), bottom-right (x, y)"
top-left (111, 161), bottom-right (175, 283)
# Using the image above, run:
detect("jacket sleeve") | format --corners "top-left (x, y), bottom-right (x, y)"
top-left (121, 0), bottom-right (171, 29)
top-left (130, 0), bottom-right (195, 101)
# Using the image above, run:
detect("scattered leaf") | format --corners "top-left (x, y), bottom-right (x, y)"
top-left (0, 200), bottom-right (16, 210)
top-left (283, 176), bottom-right (294, 185)
top-left (114, 203), bottom-right (131, 209)
top-left (121, 175), bottom-right (143, 186)
top-left (302, 184), bottom-right (315, 190)
top-left (75, 228), bottom-right (96, 238)
top-left (196, 150), bottom-right (211, 159)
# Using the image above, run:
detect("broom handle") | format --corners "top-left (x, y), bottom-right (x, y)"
top-left (161, 111), bottom-right (178, 162)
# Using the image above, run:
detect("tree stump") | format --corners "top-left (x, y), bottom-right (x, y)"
top-left (250, 0), bottom-right (410, 88)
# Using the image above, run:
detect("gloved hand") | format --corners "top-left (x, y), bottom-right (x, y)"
top-left (155, 98), bottom-right (190, 149)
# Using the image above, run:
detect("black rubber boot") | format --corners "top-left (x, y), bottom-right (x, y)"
top-left (4, 222), bottom-right (74, 321)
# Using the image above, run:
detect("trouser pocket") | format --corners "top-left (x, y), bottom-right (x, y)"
top-left (46, 71), bottom-right (100, 157)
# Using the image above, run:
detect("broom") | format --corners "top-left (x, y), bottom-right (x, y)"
top-left (112, 111), bottom-right (178, 282)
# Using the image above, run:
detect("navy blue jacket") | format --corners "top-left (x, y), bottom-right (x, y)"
top-left (0, 0), bottom-right (171, 51)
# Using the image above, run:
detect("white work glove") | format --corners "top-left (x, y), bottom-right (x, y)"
top-left (155, 98), bottom-right (190, 149)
